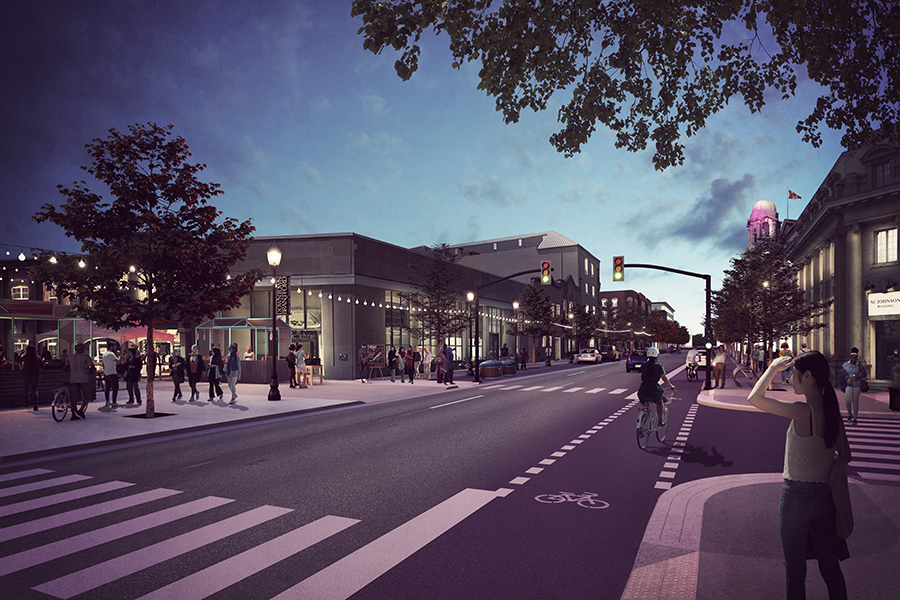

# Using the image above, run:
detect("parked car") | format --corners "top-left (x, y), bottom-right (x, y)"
top-left (598, 345), bottom-right (619, 362)
top-left (577, 348), bottom-right (602, 364)
top-left (625, 349), bottom-right (649, 372)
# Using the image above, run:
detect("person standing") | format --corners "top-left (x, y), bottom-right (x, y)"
top-left (501, 343), bottom-right (509, 359)
top-left (434, 346), bottom-right (445, 383)
top-left (410, 345), bottom-right (421, 384)
top-left (841, 347), bottom-right (866, 426)
top-left (359, 343), bottom-right (369, 383)
top-left (102, 347), bottom-right (119, 407)
top-left (225, 343), bottom-right (241, 404)
top-left (519, 347), bottom-right (528, 370)
top-left (295, 344), bottom-right (308, 388)
top-left (124, 347), bottom-right (143, 405)
top-left (186, 345), bottom-right (205, 402)
top-left (286, 344), bottom-right (298, 388)
top-left (243, 345), bottom-right (254, 360)
top-left (388, 345), bottom-right (398, 382)
top-left (779, 343), bottom-right (795, 384)
top-left (65, 343), bottom-right (95, 420)
top-left (422, 346), bottom-right (432, 380)
top-left (169, 348), bottom-right (185, 401)
top-left (443, 344), bottom-right (455, 385)
top-left (748, 350), bottom-right (850, 600)
top-left (208, 346), bottom-right (224, 401)
top-left (713, 345), bottom-right (727, 389)
top-left (21, 345), bottom-right (42, 411)
top-left (398, 346), bottom-right (407, 383)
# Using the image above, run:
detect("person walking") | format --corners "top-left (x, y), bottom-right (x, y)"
top-left (208, 346), bottom-right (224, 401)
top-left (422, 346), bottom-right (432, 380)
top-left (713, 345), bottom-right (727, 388)
top-left (748, 350), bottom-right (850, 600)
top-left (186, 345), bottom-right (205, 401)
top-left (296, 344), bottom-right (308, 388)
top-left (779, 342), bottom-right (795, 384)
top-left (434, 345), bottom-right (445, 383)
top-left (225, 343), bottom-right (241, 404)
top-left (359, 343), bottom-right (369, 383)
top-left (398, 347), bottom-right (407, 383)
top-left (65, 343), bottom-right (95, 420)
top-left (124, 347), bottom-right (143, 405)
top-left (410, 345), bottom-right (421, 384)
top-left (21, 345), bottom-right (42, 411)
top-left (102, 346), bottom-right (119, 407)
top-left (169, 348), bottom-right (185, 401)
top-left (841, 348), bottom-right (866, 425)
top-left (443, 344), bottom-right (455, 385)
top-left (286, 345), bottom-right (298, 388)
top-left (388, 345), bottom-right (398, 382)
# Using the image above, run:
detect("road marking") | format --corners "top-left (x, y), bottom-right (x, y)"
top-left (526, 467), bottom-right (544, 474)
top-left (564, 387), bottom-right (584, 393)
top-left (0, 488), bottom-right (182, 543)
top-left (429, 395), bottom-right (484, 409)
top-left (135, 515), bottom-right (358, 600)
top-left (498, 385), bottom-right (522, 390)
top-left (0, 474), bottom-right (92, 499)
top-left (509, 477), bottom-right (530, 485)
top-left (567, 370), bottom-right (586, 376)
top-left (561, 445), bottom-right (576, 450)
top-left (521, 385), bottom-right (543, 391)
top-left (539, 459), bottom-right (556, 465)
top-left (543, 386), bottom-right (563, 392)
top-left (276, 488), bottom-right (508, 600)
top-left (34, 504), bottom-right (292, 599)
top-left (0, 468), bottom-right (53, 483)
top-left (1, 496), bottom-right (233, 577)
top-left (586, 387), bottom-right (605, 394)
top-left (610, 388), bottom-right (628, 395)
top-left (654, 482), bottom-right (672, 490)
top-left (0, 480), bottom-right (135, 517)
top-left (551, 452), bottom-right (567, 457)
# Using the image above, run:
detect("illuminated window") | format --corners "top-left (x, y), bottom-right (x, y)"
top-left (11, 285), bottom-right (29, 300)
top-left (875, 228), bottom-right (898, 263)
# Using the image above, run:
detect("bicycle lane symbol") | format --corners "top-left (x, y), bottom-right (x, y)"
top-left (534, 491), bottom-right (610, 509)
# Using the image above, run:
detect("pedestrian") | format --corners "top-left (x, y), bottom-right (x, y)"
top-left (434, 345), bottom-right (445, 383)
top-left (799, 342), bottom-right (809, 354)
top-left (638, 347), bottom-right (675, 426)
top-left (841, 347), bottom-right (867, 426)
top-left (388, 346), bottom-right (397, 382)
top-left (65, 343), bottom-right (95, 420)
top-left (748, 350), bottom-right (850, 600)
top-left (243, 345), bottom-right (254, 360)
top-left (21, 345), bottom-right (42, 411)
top-left (443, 344), bottom-right (455, 384)
top-left (501, 343), bottom-right (509, 359)
top-left (398, 346), bottom-right (407, 383)
top-left (208, 346), bottom-right (224, 401)
top-left (519, 347), bottom-right (528, 370)
top-left (102, 346), bottom-right (119, 407)
top-left (287, 344), bottom-right (298, 388)
top-left (359, 343), bottom-right (369, 383)
top-left (186, 345), bottom-right (205, 401)
top-left (422, 346), bottom-right (432, 380)
top-left (169, 348), bottom-right (185, 401)
top-left (41, 346), bottom-right (52, 365)
top-left (779, 342), bottom-right (795, 384)
top-left (225, 343), bottom-right (241, 404)
top-left (545, 344), bottom-right (552, 366)
top-left (410, 345), bottom-right (421, 384)
top-left (296, 344), bottom-right (308, 388)
top-left (124, 347), bottom-right (143, 405)
top-left (713, 345), bottom-right (727, 388)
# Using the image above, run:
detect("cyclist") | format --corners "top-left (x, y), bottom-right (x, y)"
top-left (638, 347), bottom-right (675, 425)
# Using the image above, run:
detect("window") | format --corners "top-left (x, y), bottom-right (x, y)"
top-left (11, 285), bottom-right (29, 300)
top-left (627, 297), bottom-right (634, 308)
top-left (584, 258), bottom-right (589, 274)
top-left (876, 228), bottom-right (898, 263)
top-left (874, 162), bottom-right (890, 188)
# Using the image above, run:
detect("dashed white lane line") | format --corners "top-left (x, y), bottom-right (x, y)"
top-left (586, 388), bottom-right (606, 394)
top-left (543, 386), bottom-right (564, 392)
top-left (654, 403), bottom-right (700, 490)
top-left (564, 387), bottom-right (584, 393)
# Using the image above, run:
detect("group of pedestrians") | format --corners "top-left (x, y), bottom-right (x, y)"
top-left (286, 344), bottom-right (308, 389)
top-left (379, 343), bottom-right (455, 385)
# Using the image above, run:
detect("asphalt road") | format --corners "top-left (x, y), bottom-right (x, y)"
top-left (0, 354), bottom-right (789, 599)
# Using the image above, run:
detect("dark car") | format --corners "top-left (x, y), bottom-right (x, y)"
top-left (625, 349), bottom-right (649, 372)
top-left (598, 345), bottom-right (619, 362)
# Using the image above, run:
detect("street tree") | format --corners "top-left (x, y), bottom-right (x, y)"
top-left (517, 283), bottom-right (557, 366)
top-left (712, 235), bottom-right (829, 365)
top-left (564, 303), bottom-right (597, 351)
top-left (407, 243), bottom-right (472, 346)
top-left (32, 123), bottom-right (264, 418)
top-left (351, 0), bottom-right (900, 170)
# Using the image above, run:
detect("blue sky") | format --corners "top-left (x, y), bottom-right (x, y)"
top-left (1, 0), bottom-right (847, 337)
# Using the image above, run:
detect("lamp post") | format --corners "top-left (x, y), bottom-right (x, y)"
top-left (467, 290), bottom-right (481, 382)
top-left (267, 244), bottom-right (282, 401)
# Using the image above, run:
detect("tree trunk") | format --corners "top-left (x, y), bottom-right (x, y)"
top-left (146, 319), bottom-right (155, 418)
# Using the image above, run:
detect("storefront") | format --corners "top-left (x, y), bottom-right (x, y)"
top-left (868, 291), bottom-right (900, 381)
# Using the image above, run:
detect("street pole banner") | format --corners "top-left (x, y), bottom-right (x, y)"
top-left (276, 276), bottom-right (290, 316)
top-left (868, 291), bottom-right (900, 317)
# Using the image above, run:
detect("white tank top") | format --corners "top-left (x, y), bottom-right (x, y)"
top-left (783, 419), bottom-right (833, 483)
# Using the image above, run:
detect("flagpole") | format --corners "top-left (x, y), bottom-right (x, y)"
top-left (786, 188), bottom-right (789, 220)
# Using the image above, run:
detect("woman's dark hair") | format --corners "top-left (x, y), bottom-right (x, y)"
top-left (793, 350), bottom-right (840, 448)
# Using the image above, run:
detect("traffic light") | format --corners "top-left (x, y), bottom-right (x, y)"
top-left (541, 260), bottom-right (551, 285)
top-left (613, 256), bottom-right (625, 281)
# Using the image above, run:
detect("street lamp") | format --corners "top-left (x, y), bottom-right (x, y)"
top-left (467, 290), bottom-right (481, 382)
top-left (568, 312), bottom-right (575, 362)
top-left (267, 244), bottom-right (282, 401)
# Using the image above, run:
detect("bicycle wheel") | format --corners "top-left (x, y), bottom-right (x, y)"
top-left (636, 409), bottom-right (650, 449)
top-left (577, 498), bottom-right (610, 509)
top-left (52, 389), bottom-right (69, 422)
top-left (535, 494), bottom-right (566, 504)
top-left (656, 405), bottom-right (669, 442)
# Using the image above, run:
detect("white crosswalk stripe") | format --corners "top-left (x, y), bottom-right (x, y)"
top-left (846, 418), bottom-right (900, 483)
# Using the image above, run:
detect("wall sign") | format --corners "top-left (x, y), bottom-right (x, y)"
top-left (868, 291), bottom-right (900, 318)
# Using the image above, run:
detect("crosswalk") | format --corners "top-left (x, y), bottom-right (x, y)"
top-left (483, 384), bottom-right (630, 396)
top-left (846, 417), bottom-right (900, 483)
top-left (0, 468), bottom-right (510, 599)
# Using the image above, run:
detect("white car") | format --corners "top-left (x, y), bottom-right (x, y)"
top-left (577, 348), bottom-right (602, 364)
top-left (686, 348), bottom-right (709, 369)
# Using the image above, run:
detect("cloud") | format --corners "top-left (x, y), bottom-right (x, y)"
top-left (360, 91), bottom-right (388, 116)
top-left (346, 131), bottom-right (406, 178)
top-left (299, 161), bottom-right (324, 187)
top-left (458, 173), bottom-right (525, 207)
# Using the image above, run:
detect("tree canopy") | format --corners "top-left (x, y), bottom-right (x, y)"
top-left (407, 243), bottom-right (473, 344)
top-left (32, 123), bottom-right (264, 416)
top-left (352, 0), bottom-right (900, 169)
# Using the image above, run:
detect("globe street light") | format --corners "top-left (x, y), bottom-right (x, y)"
top-left (267, 244), bottom-right (282, 401)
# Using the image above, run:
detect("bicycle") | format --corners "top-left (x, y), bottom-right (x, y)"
top-left (636, 389), bottom-right (673, 449)
top-left (51, 387), bottom-right (70, 422)
top-left (535, 491), bottom-right (610, 509)
top-left (686, 361), bottom-right (698, 382)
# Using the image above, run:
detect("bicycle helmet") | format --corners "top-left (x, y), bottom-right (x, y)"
top-left (646, 347), bottom-right (659, 358)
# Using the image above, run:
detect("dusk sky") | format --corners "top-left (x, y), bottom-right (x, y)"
top-left (2, 0), bottom-right (848, 337)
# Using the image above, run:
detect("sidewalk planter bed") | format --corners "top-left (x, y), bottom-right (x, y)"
top-left (479, 360), bottom-right (503, 381)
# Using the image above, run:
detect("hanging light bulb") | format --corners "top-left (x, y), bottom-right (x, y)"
top-left (18, 251), bottom-right (26, 261)
top-left (49, 256), bottom-right (57, 264)
top-left (78, 259), bottom-right (86, 268)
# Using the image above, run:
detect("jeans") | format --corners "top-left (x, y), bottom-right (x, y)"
top-left (844, 386), bottom-right (861, 420)
top-left (126, 378), bottom-right (141, 403)
top-left (227, 375), bottom-right (238, 399)
top-left (23, 377), bottom-right (40, 407)
top-left (104, 374), bottom-right (119, 404)
top-left (780, 480), bottom-right (847, 600)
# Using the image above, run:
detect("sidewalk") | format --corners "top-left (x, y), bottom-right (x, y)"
top-left (622, 384), bottom-right (900, 600)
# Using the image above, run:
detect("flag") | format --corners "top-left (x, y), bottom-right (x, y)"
top-left (788, 189), bottom-right (801, 199)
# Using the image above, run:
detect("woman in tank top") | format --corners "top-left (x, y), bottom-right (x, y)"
top-left (748, 350), bottom-right (851, 600)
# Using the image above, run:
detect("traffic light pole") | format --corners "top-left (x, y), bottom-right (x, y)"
top-left (472, 268), bottom-right (543, 383)
top-left (622, 263), bottom-right (714, 391)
